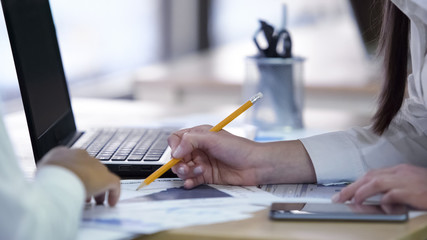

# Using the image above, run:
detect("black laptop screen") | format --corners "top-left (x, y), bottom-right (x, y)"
top-left (2, 0), bottom-right (71, 137)
top-left (2, 0), bottom-right (77, 160)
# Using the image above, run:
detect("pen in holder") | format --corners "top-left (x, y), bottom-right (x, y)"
top-left (243, 56), bottom-right (305, 131)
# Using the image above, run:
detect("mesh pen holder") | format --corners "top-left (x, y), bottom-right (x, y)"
top-left (243, 56), bottom-right (305, 131)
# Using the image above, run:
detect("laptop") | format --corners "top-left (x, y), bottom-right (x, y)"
top-left (1, 0), bottom-right (177, 179)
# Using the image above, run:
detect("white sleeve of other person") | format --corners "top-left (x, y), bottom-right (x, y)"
top-left (0, 110), bottom-right (85, 240)
top-left (300, 0), bottom-right (427, 183)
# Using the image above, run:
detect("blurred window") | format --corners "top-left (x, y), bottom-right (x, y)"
top-left (0, 0), bottom-right (161, 104)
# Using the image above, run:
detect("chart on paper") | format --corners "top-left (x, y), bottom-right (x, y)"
top-left (121, 184), bottom-right (232, 203)
top-left (82, 178), bottom-right (280, 234)
top-left (119, 178), bottom-right (270, 204)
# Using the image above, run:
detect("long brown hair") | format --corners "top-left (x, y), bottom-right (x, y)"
top-left (372, 1), bottom-right (410, 134)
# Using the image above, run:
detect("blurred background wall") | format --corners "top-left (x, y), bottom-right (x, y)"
top-left (0, 0), bottom-right (382, 120)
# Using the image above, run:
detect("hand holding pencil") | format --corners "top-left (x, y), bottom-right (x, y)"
top-left (136, 92), bottom-right (263, 190)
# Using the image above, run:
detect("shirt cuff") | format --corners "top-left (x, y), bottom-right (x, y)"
top-left (35, 166), bottom-right (85, 206)
top-left (300, 131), bottom-right (365, 183)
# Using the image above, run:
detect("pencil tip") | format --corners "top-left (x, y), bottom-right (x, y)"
top-left (136, 182), bottom-right (147, 191)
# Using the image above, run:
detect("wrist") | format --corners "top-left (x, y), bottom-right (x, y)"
top-left (250, 141), bottom-right (281, 184)
top-left (254, 140), bottom-right (316, 185)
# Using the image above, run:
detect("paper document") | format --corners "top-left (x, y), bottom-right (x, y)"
top-left (261, 183), bottom-right (384, 204)
top-left (82, 179), bottom-right (280, 234)
top-left (260, 183), bottom-right (347, 203)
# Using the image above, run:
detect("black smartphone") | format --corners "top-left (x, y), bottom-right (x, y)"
top-left (270, 202), bottom-right (408, 222)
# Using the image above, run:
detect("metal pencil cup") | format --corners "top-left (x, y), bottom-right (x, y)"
top-left (243, 57), bottom-right (305, 131)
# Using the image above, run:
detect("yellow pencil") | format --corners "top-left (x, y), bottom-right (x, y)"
top-left (136, 92), bottom-right (263, 190)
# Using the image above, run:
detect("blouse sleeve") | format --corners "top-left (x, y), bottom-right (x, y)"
top-left (0, 113), bottom-right (85, 240)
top-left (300, 119), bottom-right (427, 183)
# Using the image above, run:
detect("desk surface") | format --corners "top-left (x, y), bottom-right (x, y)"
top-left (5, 98), bottom-right (427, 240)
top-left (138, 209), bottom-right (427, 240)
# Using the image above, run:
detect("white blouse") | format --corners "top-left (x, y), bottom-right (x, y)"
top-left (0, 112), bottom-right (85, 239)
top-left (300, 0), bottom-right (427, 183)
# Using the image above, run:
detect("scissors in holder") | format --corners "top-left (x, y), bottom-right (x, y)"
top-left (253, 20), bottom-right (292, 58)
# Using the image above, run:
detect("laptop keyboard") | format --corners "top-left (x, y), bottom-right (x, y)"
top-left (74, 128), bottom-right (173, 162)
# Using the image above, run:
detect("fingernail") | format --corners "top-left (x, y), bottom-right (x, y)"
top-left (193, 166), bottom-right (203, 175)
top-left (331, 193), bottom-right (340, 202)
top-left (173, 145), bottom-right (183, 158)
top-left (178, 166), bottom-right (186, 175)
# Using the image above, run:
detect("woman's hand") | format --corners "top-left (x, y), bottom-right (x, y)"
top-left (332, 164), bottom-right (427, 210)
top-left (38, 147), bottom-right (121, 206)
top-left (168, 125), bottom-right (261, 188)
top-left (168, 125), bottom-right (316, 189)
